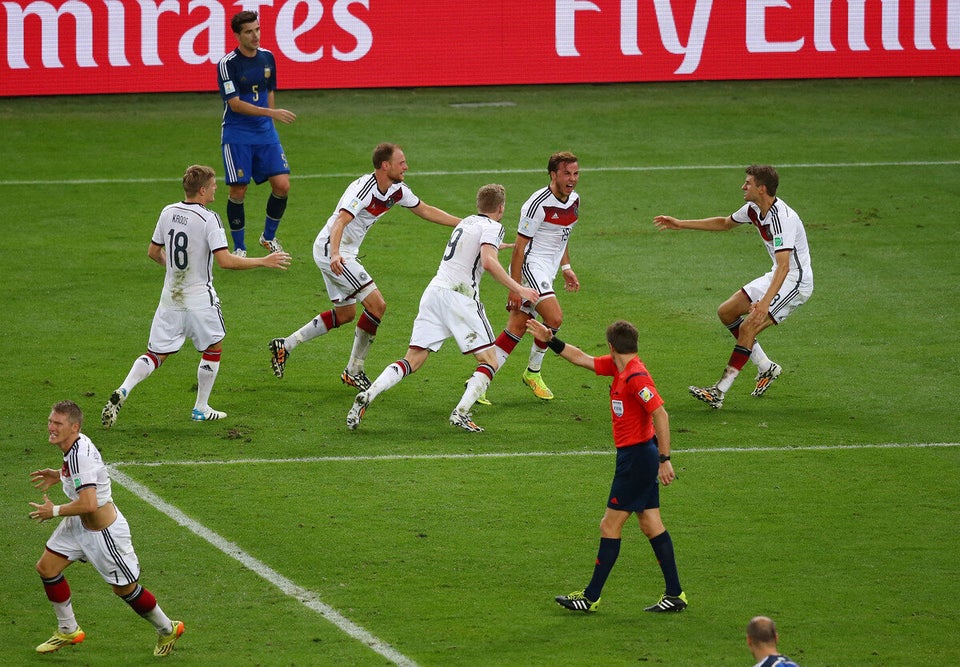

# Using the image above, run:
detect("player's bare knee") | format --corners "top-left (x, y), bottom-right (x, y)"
top-left (36, 558), bottom-right (58, 579)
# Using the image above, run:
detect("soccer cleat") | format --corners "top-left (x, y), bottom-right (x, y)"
top-left (269, 338), bottom-right (288, 378)
top-left (450, 409), bottom-right (484, 432)
top-left (689, 385), bottom-right (724, 409)
top-left (341, 369), bottom-right (372, 391)
top-left (259, 235), bottom-right (283, 253)
top-left (555, 590), bottom-right (600, 613)
top-left (153, 620), bottom-right (184, 657)
top-left (232, 248), bottom-right (247, 258)
top-left (101, 388), bottom-right (127, 429)
top-left (191, 407), bottom-right (226, 421)
top-left (522, 369), bottom-right (554, 400)
top-left (346, 392), bottom-right (370, 430)
top-left (644, 591), bottom-right (688, 613)
top-left (752, 361), bottom-right (782, 397)
top-left (36, 627), bottom-right (85, 654)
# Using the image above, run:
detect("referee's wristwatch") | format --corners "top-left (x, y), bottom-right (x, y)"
top-left (659, 454), bottom-right (671, 463)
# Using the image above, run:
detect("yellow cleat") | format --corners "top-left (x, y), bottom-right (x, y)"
top-left (522, 370), bottom-right (554, 400)
top-left (154, 620), bottom-right (184, 657)
top-left (36, 627), bottom-right (85, 654)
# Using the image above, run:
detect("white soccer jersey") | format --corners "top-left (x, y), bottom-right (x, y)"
top-left (517, 186), bottom-right (580, 270)
top-left (151, 201), bottom-right (229, 310)
top-left (731, 198), bottom-right (814, 285)
top-left (314, 173), bottom-right (421, 259)
top-left (428, 214), bottom-right (505, 300)
top-left (60, 434), bottom-right (113, 508)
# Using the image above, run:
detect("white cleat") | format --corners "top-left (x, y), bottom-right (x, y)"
top-left (347, 392), bottom-right (370, 430)
top-left (191, 407), bottom-right (226, 421)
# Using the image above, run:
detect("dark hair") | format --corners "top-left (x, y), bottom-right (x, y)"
top-left (746, 165), bottom-right (779, 196)
top-left (548, 151), bottom-right (578, 175)
top-left (372, 142), bottom-right (400, 169)
top-left (605, 320), bottom-right (639, 354)
top-left (52, 400), bottom-right (84, 427)
top-left (231, 11), bottom-right (259, 35)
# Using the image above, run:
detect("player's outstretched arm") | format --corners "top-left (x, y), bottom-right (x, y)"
top-left (525, 320), bottom-right (594, 369)
top-left (653, 214), bottom-right (736, 231)
top-left (411, 202), bottom-right (460, 227)
top-left (214, 249), bottom-right (291, 270)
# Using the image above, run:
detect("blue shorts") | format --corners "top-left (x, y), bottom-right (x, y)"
top-left (607, 438), bottom-right (660, 513)
top-left (222, 142), bottom-right (290, 186)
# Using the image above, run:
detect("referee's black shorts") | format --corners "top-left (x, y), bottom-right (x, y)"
top-left (607, 437), bottom-right (660, 513)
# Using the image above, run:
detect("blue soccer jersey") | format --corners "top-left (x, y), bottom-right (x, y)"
top-left (217, 47), bottom-right (280, 145)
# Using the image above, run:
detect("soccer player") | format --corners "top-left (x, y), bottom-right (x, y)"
top-left (654, 165), bottom-right (814, 409)
top-left (486, 151), bottom-right (581, 402)
top-left (101, 165), bottom-right (290, 427)
top-left (218, 10), bottom-right (297, 256)
top-left (747, 616), bottom-right (802, 667)
top-left (345, 184), bottom-right (539, 432)
top-left (268, 143), bottom-right (460, 390)
top-left (29, 400), bottom-right (184, 656)
top-left (525, 319), bottom-right (687, 614)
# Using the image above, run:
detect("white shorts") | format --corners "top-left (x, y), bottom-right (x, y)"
top-left (148, 303), bottom-right (225, 354)
top-left (46, 507), bottom-right (141, 586)
top-left (517, 258), bottom-right (558, 317)
top-left (742, 270), bottom-right (813, 324)
top-left (313, 246), bottom-right (377, 305)
top-left (409, 285), bottom-right (495, 354)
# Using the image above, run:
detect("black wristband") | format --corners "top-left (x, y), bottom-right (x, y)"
top-left (546, 337), bottom-right (566, 354)
top-left (659, 454), bottom-right (671, 463)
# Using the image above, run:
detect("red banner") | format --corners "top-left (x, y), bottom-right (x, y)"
top-left (2, 1), bottom-right (958, 97)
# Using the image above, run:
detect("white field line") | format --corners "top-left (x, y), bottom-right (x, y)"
top-left (108, 441), bottom-right (957, 665)
top-left (108, 466), bottom-right (419, 667)
top-left (5, 161), bottom-right (959, 187)
top-left (112, 441), bottom-right (960, 468)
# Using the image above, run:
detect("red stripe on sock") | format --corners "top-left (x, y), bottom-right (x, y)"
top-left (42, 575), bottom-right (71, 603)
top-left (495, 331), bottom-right (519, 354)
top-left (358, 311), bottom-right (380, 335)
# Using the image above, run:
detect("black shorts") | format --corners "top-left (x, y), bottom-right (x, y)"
top-left (607, 438), bottom-right (660, 513)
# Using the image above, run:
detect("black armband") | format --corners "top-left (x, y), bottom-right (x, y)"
top-left (659, 454), bottom-right (671, 463)
top-left (546, 337), bottom-right (566, 354)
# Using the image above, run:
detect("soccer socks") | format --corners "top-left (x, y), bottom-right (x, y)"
top-left (716, 345), bottom-right (752, 392)
top-left (366, 359), bottom-right (412, 402)
top-left (526, 325), bottom-right (557, 373)
top-left (584, 537), bottom-right (621, 602)
top-left (227, 197), bottom-right (245, 250)
top-left (195, 350), bottom-right (221, 411)
top-left (726, 317), bottom-right (772, 369)
top-left (493, 330), bottom-right (521, 368)
top-left (527, 339), bottom-right (548, 373)
top-left (41, 574), bottom-right (78, 633)
top-left (263, 193), bottom-right (287, 240)
top-left (120, 352), bottom-right (160, 396)
top-left (456, 365), bottom-right (494, 413)
top-left (121, 584), bottom-right (174, 634)
top-left (649, 531), bottom-right (683, 597)
top-left (286, 310), bottom-right (338, 352)
top-left (347, 311), bottom-right (381, 374)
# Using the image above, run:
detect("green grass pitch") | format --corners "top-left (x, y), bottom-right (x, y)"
top-left (0, 77), bottom-right (958, 665)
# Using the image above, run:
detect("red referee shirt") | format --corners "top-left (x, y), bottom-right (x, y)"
top-left (594, 355), bottom-right (663, 448)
